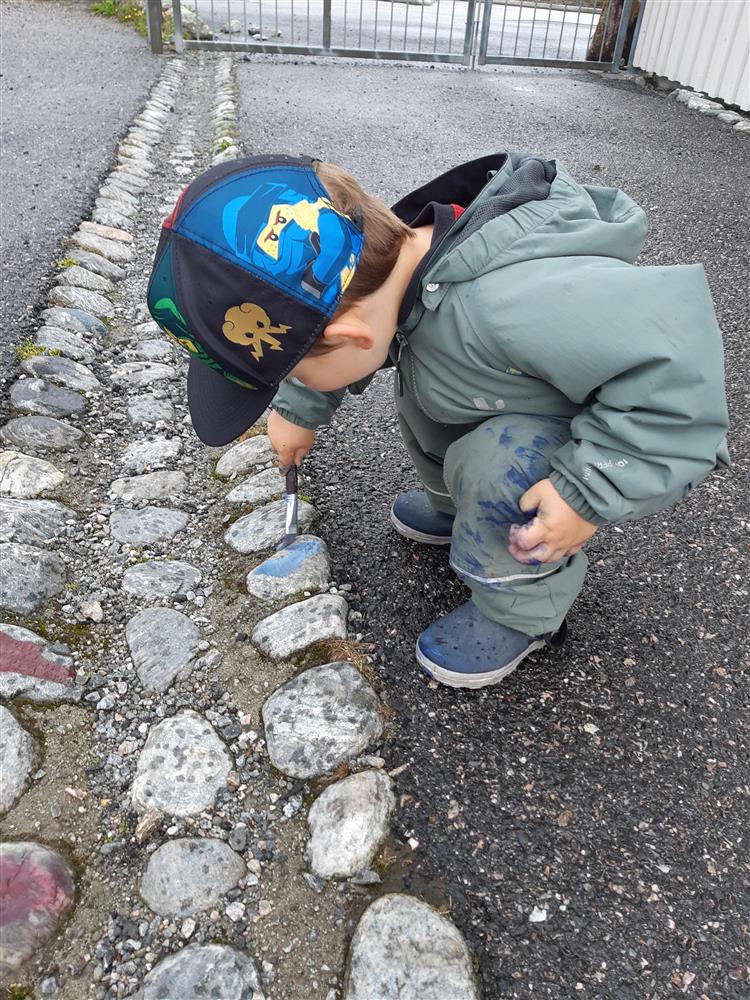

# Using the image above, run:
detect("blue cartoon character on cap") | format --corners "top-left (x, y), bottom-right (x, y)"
top-left (222, 182), bottom-right (362, 309)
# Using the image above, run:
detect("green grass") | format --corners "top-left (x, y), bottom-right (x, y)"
top-left (58, 257), bottom-right (77, 269)
top-left (91, 0), bottom-right (148, 37)
top-left (15, 340), bottom-right (47, 361)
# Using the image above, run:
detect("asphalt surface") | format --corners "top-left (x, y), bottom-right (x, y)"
top-left (0, 0), bottom-right (162, 394)
top-left (236, 59), bottom-right (750, 998)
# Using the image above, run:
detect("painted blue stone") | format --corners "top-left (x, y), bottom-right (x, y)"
top-left (250, 538), bottom-right (324, 578)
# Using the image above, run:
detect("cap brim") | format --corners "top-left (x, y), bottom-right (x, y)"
top-left (187, 357), bottom-right (275, 447)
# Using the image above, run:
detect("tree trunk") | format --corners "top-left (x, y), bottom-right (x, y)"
top-left (586, 0), bottom-right (640, 65)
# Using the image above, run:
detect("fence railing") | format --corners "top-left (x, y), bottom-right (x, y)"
top-left (146, 0), bottom-right (642, 72)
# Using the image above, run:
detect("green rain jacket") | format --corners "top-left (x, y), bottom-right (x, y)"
top-left (272, 153), bottom-right (730, 526)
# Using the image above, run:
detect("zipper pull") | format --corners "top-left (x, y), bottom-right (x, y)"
top-left (395, 333), bottom-right (406, 397)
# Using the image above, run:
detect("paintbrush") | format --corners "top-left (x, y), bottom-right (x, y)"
top-left (276, 464), bottom-right (299, 551)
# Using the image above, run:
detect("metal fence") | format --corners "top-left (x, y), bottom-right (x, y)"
top-left (149, 0), bottom-right (642, 72)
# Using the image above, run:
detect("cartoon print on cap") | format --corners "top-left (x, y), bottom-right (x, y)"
top-left (152, 296), bottom-right (256, 390)
top-left (223, 303), bottom-right (291, 362)
top-left (222, 181), bottom-right (363, 309)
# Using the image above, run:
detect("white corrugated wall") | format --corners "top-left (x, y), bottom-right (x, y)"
top-left (633, 0), bottom-right (750, 111)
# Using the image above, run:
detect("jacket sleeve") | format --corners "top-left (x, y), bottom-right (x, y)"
top-left (507, 261), bottom-right (730, 525)
top-left (271, 374), bottom-right (376, 430)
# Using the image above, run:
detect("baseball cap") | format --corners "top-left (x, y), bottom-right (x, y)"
top-left (146, 154), bottom-right (365, 446)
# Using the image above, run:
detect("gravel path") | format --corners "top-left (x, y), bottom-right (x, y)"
top-left (1, 51), bottom-right (480, 1000)
top-left (0, 0), bottom-right (161, 397)
top-left (236, 57), bottom-right (750, 999)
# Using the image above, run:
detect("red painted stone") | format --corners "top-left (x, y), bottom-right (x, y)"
top-left (0, 631), bottom-right (75, 685)
top-left (0, 842), bottom-right (74, 978)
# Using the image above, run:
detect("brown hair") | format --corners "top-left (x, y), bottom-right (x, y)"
top-left (307, 161), bottom-right (414, 355)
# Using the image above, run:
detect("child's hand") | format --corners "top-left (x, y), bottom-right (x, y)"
top-left (508, 478), bottom-right (597, 564)
top-left (267, 410), bottom-right (315, 472)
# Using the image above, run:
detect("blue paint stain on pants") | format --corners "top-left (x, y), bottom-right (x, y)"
top-left (442, 414), bottom-right (588, 636)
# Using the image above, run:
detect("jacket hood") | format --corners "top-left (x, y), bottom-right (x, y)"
top-left (394, 153), bottom-right (648, 288)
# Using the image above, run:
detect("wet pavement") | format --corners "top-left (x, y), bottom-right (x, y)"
top-left (236, 57), bottom-right (749, 999)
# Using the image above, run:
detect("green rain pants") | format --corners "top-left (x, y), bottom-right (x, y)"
top-left (396, 391), bottom-right (588, 637)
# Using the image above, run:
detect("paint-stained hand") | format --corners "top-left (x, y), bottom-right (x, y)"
top-left (508, 478), bottom-right (597, 564)
top-left (267, 409), bottom-right (315, 472)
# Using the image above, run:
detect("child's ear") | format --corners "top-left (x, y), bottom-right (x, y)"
top-left (322, 318), bottom-right (375, 350)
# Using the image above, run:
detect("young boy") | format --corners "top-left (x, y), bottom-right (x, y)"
top-left (147, 153), bottom-right (729, 689)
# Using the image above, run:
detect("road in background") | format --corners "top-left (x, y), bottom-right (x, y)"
top-left (194, 0), bottom-right (598, 61)
top-left (0, 0), bottom-right (161, 393)
top-left (237, 56), bottom-right (749, 999)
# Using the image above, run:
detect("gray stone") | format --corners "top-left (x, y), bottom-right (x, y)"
top-left (9, 378), bottom-right (86, 418)
top-left (215, 435), bottom-right (275, 478)
top-left (134, 338), bottom-right (175, 362)
top-left (686, 96), bottom-right (723, 114)
top-left (246, 535), bottom-right (331, 601)
top-left (92, 204), bottom-right (136, 232)
top-left (224, 499), bottom-right (315, 555)
top-left (48, 285), bottom-right (114, 318)
top-left (0, 843), bottom-right (74, 979)
top-left (252, 594), bottom-right (347, 660)
top-left (133, 320), bottom-right (162, 338)
top-left (140, 839), bottom-right (246, 915)
top-left (122, 560), bottom-right (201, 600)
top-left (34, 326), bottom-right (96, 363)
top-left (127, 394), bottom-right (175, 425)
top-left (126, 608), bottom-right (201, 692)
top-left (717, 110), bottom-right (742, 124)
top-left (308, 770), bottom-right (395, 879)
top-left (262, 661), bottom-right (382, 779)
top-left (131, 711), bottom-right (231, 816)
top-left (109, 170), bottom-right (148, 193)
top-left (0, 623), bottom-right (79, 704)
top-left (56, 265), bottom-right (114, 294)
top-left (0, 450), bottom-right (64, 498)
top-left (79, 219), bottom-right (133, 244)
top-left (0, 416), bottom-right (83, 452)
top-left (96, 190), bottom-right (139, 214)
top-left (0, 542), bottom-right (67, 613)
top-left (40, 307), bottom-right (108, 337)
top-left (20, 355), bottom-right (101, 391)
top-left (220, 19), bottom-right (242, 33)
top-left (135, 945), bottom-right (264, 1000)
top-left (733, 119), bottom-right (750, 133)
top-left (121, 436), bottom-right (182, 472)
top-left (111, 362), bottom-right (177, 388)
top-left (176, 4), bottom-right (215, 40)
top-left (70, 229), bottom-right (134, 263)
top-left (344, 895), bottom-right (478, 1000)
top-left (114, 160), bottom-right (150, 181)
top-left (72, 231), bottom-right (132, 270)
top-left (0, 498), bottom-right (75, 545)
top-left (226, 467), bottom-right (285, 506)
top-left (0, 706), bottom-right (34, 813)
top-left (110, 470), bottom-right (188, 501)
top-left (109, 506), bottom-right (188, 545)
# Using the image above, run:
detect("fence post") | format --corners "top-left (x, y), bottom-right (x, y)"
top-left (172, 0), bottom-right (184, 54)
top-left (146, 0), bottom-right (164, 54)
top-left (610, 0), bottom-right (634, 71)
top-left (323, 0), bottom-right (331, 50)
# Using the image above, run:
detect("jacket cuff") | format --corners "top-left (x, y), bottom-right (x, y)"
top-left (548, 471), bottom-right (610, 527)
top-left (270, 405), bottom-right (319, 431)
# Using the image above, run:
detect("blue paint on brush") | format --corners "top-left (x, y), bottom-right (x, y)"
top-left (251, 538), bottom-right (322, 578)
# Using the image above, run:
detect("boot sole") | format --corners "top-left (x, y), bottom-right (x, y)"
top-left (416, 638), bottom-right (546, 689)
top-left (390, 509), bottom-right (452, 546)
